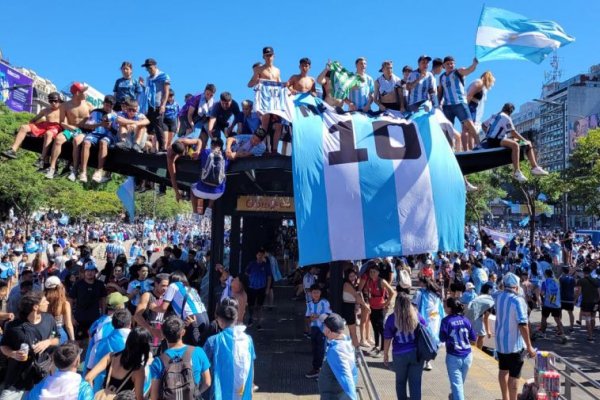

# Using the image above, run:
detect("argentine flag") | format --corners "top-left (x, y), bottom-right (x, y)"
top-left (117, 176), bottom-right (135, 221)
top-left (475, 6), bottom-right (574, 64)
top-left (291, 94), bottom-right (465, 265)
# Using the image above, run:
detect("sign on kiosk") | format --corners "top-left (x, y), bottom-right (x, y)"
top-left (0, 62), bottom-right (33, 112)
top-left (237, 196), bottom-right (295, 213)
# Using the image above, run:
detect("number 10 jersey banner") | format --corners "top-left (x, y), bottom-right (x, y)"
top-left (291, 94), bottom-right (465, 265)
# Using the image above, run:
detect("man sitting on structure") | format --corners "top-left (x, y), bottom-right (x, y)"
top-left (482, 102), bottom-right (548, 183)
top-left (225, 99), bottom-right (266, 160)
top-left (1, 91), bottom-right (63, 168)
top-left (77, 95), bottom-right (118, 183)
top-left (169, 137), bottom-right (227, 221)
top-left (114, 98), bottom-right (150, 153)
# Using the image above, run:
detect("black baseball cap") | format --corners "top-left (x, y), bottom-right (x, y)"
top-left (47, 92), bottom-right (62, 102)
top-left (418, 55), bottom-right (432, 63)
top-left (103, 95), bottom-right (116, 105)
top-left (443, 56), bottom-right (455, 64)
top-left (141, 58), bottom-right (157, 67)
top-left (262, 46), bottom-right (274, 55)
top-left (324, 313), bottom-right (346, 333)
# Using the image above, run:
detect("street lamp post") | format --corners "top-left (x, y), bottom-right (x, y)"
top-left (533, 98), bottom-right (568, 230)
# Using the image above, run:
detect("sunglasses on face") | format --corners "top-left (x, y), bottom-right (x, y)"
top-left (127, 108), bottom-right (137, 112)
top-left (49, 100), bottom-right (59, 104)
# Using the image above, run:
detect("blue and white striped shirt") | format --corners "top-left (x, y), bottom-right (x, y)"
top-left (347, 74), bottom-right (374, 110)
top-left (164, 282), bottom-right (207, 319)
top-left (493, 290), bottom-right (528, 354)
top-left (439, 70), bottom-right (467, 105)
top-left (147, 70), bottom-right (170, 109)
top-left (483, 112), bottom-right (515, 140)
top-left (407, 70), bottom-right (437, 106)
top-left (105, 242), bottom-right (125, 260)
top-left (305, 299), bottom-right (332, 332)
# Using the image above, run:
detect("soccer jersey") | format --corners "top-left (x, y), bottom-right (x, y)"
top-left (439, 70), bottom-right (467, 105)
top-left (164, 101), bottom-right (180, 120)
top-left (113, 77), bottom-right (142, 104)
top-left (541, 278), bottom-right (561, 308)
top-left (483, 112), bottom-right (515, 140)
top-left (163, 282), bottom-right (207, 319)
top-left (105, 242), bottom-right (125, 260)
top-left (407, 70), bottom-right (437, 106)
top-left (439, 314), bottom-right (476, 357)
top-left (147, 70), bottom-right (170, 108)
top-left (305, 299), bottom-right (332, 332)
top-left (494, 290), bottom-right (528, 354)
top-left (347, 74), bottom-right (374, 109)
top-left (375, 74), bottom-right (402, 96)
top-left (87, 109), bottom-right (114, 136)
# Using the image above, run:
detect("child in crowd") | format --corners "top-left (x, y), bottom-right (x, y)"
top-left (305, 284), bottom-right (331, 379)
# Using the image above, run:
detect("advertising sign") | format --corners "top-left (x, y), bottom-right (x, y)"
top-left (237, 196), bottom-right (295, 213)
top-left (0, 62), bottom-right (33, 112)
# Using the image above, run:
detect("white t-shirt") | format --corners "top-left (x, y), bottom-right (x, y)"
top-left (483, 112), bottom-right (515, 140)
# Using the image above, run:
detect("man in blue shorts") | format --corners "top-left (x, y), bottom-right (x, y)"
top-left (438, 56), bottom-right (479, 150)
top-left (77, 95), bottom-right (117, 183)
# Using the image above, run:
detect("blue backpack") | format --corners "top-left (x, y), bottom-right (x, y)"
top-left (415, 323), bottom-right (438, 362)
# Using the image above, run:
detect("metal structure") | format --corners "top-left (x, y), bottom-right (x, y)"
top-left (543, 351), bottom-right (600, 400)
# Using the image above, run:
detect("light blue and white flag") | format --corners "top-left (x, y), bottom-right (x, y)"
top-left (253, 80), bottom-right (294, 122)
top-left (326, 337), bottom-right (358, 400)
top-left (117, 176), bottom-right (135, 221)
top-left (519, 216), bottom-right (530, 227)
top-left (475, 6), bottom-right (574, 64)
top-left (291, 94), bottom-right (465, 265)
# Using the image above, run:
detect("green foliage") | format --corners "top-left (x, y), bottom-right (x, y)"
top-left (465, 172), bottom-right (506, 224)
top-left (135, 189), bottom-right (191, 219)
top-left (567, 128), bottom-right (600, 219)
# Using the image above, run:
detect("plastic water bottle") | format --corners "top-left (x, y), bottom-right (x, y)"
top-left (19, 343), bottom-right (29, 361)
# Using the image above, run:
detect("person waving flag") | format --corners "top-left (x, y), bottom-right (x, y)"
top-left (475, 6), bottom-right (574, 64)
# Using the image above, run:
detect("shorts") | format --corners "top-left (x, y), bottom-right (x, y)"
top-left (75, 319), bottom-right (93, 341)
top-left (541, 306), bottom-right (561, 319)
top-left (473, 318), bottom-right (487, 337)
top-left (561, 302), bottom-right (574, 312)
top-left (468, 101), bottom-right (478, 121)
top-left (581, 302), bottom-right (598, 313)
top-left (247, 287), bottom-right (267, 307)
top-left (341, 302), bottom-right (357, 325)
top-left (62, 128), bottom-right (83, 141)
top-left (497, 351), bottom-right (525, 378)
top-left (191, 187), bottom-right (224, 201)
top-left (29, 121), bottom-right (62, 138)
top-left (146, 106), bottom-right (165, 135)
top-left (164, 118), bottom-right (177, 132)
top-left (84, 134), bottom-right (115, 147)
top-left (487, 138), bottom-right (502, 148)
top-left (443, 103), bottom-right (472, 124)
top-left (381, 101), bottom-right (401, 111)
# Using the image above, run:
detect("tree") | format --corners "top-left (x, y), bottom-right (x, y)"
top-left (465, 172), bottom-right (506, 228)
top-left (567, 128), bottom-right (600, 223)
top-left (135, 189), bottom-right (191, 219)
top-left (494, 162), bottom-right (566, 240)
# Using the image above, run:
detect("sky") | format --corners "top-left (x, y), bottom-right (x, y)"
top-left (1, 0), bottom-right (598, 121)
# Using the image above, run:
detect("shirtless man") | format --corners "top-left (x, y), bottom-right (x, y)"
top-left (2, 92), bottom-right (63, 167)
top-left (287, 58), bottom-right (316, 95)
top-left (47, 82), bottom-right (93, 181)
top-left (247, 46), bottom-right (282, 143)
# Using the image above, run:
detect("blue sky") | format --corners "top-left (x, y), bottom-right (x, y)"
top-left (1, 0), bottom-right (598, 120)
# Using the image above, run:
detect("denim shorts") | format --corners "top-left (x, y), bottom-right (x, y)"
top-left (443, 103), bottom-right (472, 124)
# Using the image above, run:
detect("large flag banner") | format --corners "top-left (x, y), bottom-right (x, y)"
top-left (481, 227), bottom-right (514, 246)
top-left (291, 94), bottom-right (465, 265)
top-left (475, 6), bottom-right (574, 64)
top-left (253, 80), bottom-right (294, 122)
top-left (117, 176), bottom-right (135, 221)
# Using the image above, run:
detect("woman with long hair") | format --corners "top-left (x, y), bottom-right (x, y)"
top-left (342, 268), bottom-right (368, 349)
top-left (85, 327), bottom-right (152, 400)
top-left (44, 276), bottom-right (75, 344)
top-left (467, 70), bottom-right (495, 125)
top-left (358, 264), bottom-right (396, 356)
top-left (440, 298), bottom-right (476, 400)
top-left (413, 277), bottom-right (445, 371)
top-left (383, 293), bottom-right (425, 400)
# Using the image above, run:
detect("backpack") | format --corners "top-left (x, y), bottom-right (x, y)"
top-left (398, 269), bottom-right (412, 289)
top-left (415, 322), bottom-right (438, 362)
top-left (200, 149), bottom-right (226, 187)
top-left (159, 346), bottom-right (199, 400)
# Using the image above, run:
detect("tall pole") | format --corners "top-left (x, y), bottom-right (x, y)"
top-left (563, 102), bottom-right (568, 231)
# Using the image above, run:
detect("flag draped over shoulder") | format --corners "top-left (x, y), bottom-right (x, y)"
top-left (253, 80), bottom-right (294, 122)
top-left (325, 337), bottom-right (358, 400)
top-left (475, 6), bottom-right (574, 64)
top-left (117, 176), bottom-right (135, 221)
top-left (291, 94), bottom-right (465, 265)
top-left (329, 62), bottom-right (364, 100)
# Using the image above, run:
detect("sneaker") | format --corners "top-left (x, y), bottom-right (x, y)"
top-left (204, 208), bottom-right (213, 220)
top-left (33, 158), bottom-right (44, 169)
top-left (132, 143), bottom-right (143, 153)
top-left (92, 170), bottom-right (104, 183)
top-left (115, 141), bottom-right (130, 150)
top-left (371, 349), bottom-right (381, 358)
top-left (514, 170), bottom-right (527, 183)
top-left (531, 166), bottom-right (549, 176)
top-left (59, 164), bottom-right (72, 176)
top-left (424, 361), bottom-right (433, 371)
top-left (1, 149), bottom-right (17, 159)
top-left (305, 369), bottom-right (320, 379)
top-left (44, 168), bottom-right (55, 180)
top-left (78, 173), bottom-right (88, 183)
top-left (67, 171), bottom-right (76, 182)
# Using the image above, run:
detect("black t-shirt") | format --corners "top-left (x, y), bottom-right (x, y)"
top-left (0, 313), bottom-right (57, 389)
top-left (167, 259), bottom-right (190, 275)
top-left (379, 263), bottom-right (393, 282)
top-left (577, 276), bottom-right (600, 304)
top-left (69, 279), bottom-right (107, 322)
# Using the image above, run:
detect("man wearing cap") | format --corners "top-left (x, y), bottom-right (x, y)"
top-left (406, 55), bottom-right (438, 111)
top-left (438, 56), bottom-right (480, 150)
top-left (1, 91), bottom-right (63, 166)
top-left (493, 272), bottom-right (536, 400)
top-left (140, 58), bottom-right (171, 152)
top-left (247, 47), bottom-right (282, 140)
top-left (46, 82), bottom-right (93, 181)
top-left (65, 95), bottom-right (117, 182)
top-left (374, 61), bottom-right (403, 112)
top-left (319, 313), bottom-right (358, 400)
top-left (226, 99), bottom-right (266, 160)
top-left (68, 260), bottom-right (107, 346)
top-left (345, 57), bottom-right (374, 112)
